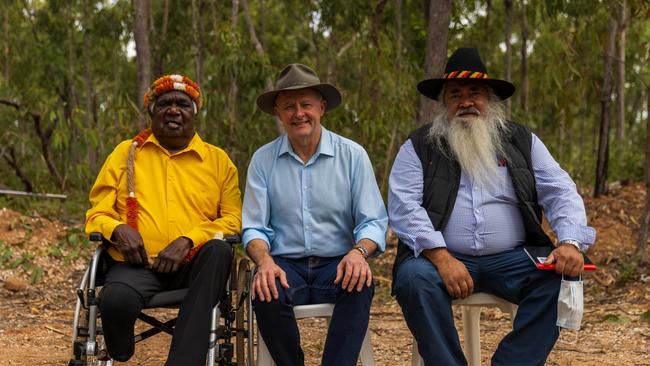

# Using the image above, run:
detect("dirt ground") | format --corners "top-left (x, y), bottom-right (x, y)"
top-left (0, 183), bottom-right (649, 365)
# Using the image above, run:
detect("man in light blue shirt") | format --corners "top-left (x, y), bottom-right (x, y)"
top-left (242, 63), bottom-right (387, 366)
top-left (389, 48), bottom-right (596, 365)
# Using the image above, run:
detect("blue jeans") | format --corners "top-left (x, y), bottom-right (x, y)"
top-left (253, 256), bottom-right (374, 366)
top-left (393, 247), bottom-right (561, 366)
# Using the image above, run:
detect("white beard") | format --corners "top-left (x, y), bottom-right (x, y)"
top-left (427, 99), bottom-right (509, 189)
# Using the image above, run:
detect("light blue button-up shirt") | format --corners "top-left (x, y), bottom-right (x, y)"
top-left (388, 133), bottom-right (596, 257)
top-left (242, 127), bottom-right (388, 258)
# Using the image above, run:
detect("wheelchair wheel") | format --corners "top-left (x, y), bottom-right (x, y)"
top-left (82, 334), bottom-right (111, 366)
top-left (70, 310), bottom-right (112, 365)
top-left (235, 258), bottom-right (253, 366)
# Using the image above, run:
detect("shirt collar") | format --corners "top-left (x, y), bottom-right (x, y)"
top-left (277, 126), bottom-right (335, 160)
top-left (143, 132), bottom-right (207, 161)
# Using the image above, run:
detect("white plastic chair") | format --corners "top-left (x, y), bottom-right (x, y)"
top-left (411, 293), bottom-right (518, 366)
top-left (256, 303), bottom-right (375, 366)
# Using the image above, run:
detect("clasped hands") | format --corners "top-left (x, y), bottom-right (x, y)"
top-left (251, 248), bottom-right (372, 302)
top-left (112, 224), bottom-right (192, 273)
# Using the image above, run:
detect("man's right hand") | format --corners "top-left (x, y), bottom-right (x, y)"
top-left (111, 224), bottom-right (149, 266)
top-left (252, 257), bottom-right (289, 302)
top-left (423, 248), bottom-right (474, 299)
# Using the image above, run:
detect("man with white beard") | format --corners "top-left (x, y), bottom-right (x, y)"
top-left (389, 48), bottom-right (595, 365)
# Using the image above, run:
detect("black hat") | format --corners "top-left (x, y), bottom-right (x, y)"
top-left (417, 48), bottom-right (515, 101)
top-left (256, 63), bottom-right (342, 115)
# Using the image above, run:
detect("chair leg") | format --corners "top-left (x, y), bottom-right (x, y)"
top-left (359, 327), bottom-right (375, 366)
top-left (462, 306), bottom-right (482, 366)
top-left (256, 334), bottom-right (274, 366)
top-left (411, 338), bottom-right (424, 366)
top-left (206, 305), bottom-right (219, 365)
top-left (510, 304), bottom-right (518, 326)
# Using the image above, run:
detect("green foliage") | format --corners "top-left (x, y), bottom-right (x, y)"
top-left (618, 258), bottom-right (639, 284)
top-left (0, 241), bottom-right (12, 264)
top-left (0, 0), bottom-right (649, 219)
top-left (641, 310), bottom-right (650, 323)
top-left (51, 226), bottom-right (90, 263)
top-left (601, 313), bottom-right (632, 323)
top-left (0, 242), bottom-right (42, 285)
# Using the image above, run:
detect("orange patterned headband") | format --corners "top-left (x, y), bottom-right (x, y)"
top-left (143, 74), bottom-right (202, 113)
top-left (443, 71), bottom-right (489, 79)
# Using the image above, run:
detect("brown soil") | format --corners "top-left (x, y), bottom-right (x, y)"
top-left (0, 183), bottom-right (649, 365)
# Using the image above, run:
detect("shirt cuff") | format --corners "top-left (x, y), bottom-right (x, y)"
top-left (102, 219), bottom-right (124, 243)
top-left (242, 229), bottom-right (271, 251)
top-left (556, 225), bottom-right (596, 252)
top-left (184, 229), bottom-right (208, 249)
top-left (354, 228), bottom-right (387, 253)
top-left (410, 230), bottom-right (447, 258)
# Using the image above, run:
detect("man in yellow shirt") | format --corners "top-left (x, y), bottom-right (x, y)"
top-left (85, 75), bottom-right (242, 366)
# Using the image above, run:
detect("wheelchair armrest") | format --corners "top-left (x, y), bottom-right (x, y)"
top-left (89, 232), bottom-right (103, 242)
top-left (223, 234), bottom-right (241, 245)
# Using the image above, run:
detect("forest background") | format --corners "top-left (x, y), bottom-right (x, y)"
top-left (0, 0), bottom-right (648, 219)
top-left (0, 1), bottom-right (649, 365)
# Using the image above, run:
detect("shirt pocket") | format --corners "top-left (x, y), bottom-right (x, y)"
top-left (184, 186), bottom-right (218, 219)
top-left (495, 166), bottom-right (517, 201)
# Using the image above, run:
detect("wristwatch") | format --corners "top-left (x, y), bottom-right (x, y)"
top-left (559, 239), bottom-right (582, 253)
top-left (353, 245), bottom-right (369, 258)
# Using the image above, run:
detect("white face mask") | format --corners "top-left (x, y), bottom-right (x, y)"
top-left (556, 275), bottom-right (583, 330)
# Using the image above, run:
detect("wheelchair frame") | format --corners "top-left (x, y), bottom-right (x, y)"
top-left (68, 233), bottom-right (255, 366)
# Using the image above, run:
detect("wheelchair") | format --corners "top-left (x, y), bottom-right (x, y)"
top-left (68, 232), bottom-right (256, 366)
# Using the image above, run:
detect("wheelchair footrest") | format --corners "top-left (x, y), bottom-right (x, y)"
top-left (219, 342), bottom-right (234, 359)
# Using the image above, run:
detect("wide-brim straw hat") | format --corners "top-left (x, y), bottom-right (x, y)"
top-left (256, 63), bottom-right (342, 115)
top-left (417, 47), bottom-right (515, 101)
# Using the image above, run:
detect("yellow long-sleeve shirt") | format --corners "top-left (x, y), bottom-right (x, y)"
top-left (85, 132), bottom-right (242, 261)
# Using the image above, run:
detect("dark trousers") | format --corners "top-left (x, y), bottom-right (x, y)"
top-left (99, 240), bottom-right (232, 366)
top-left (393, 247), bottom-right (561, 366)
top-left (253, 256), bottom-right (374, 366)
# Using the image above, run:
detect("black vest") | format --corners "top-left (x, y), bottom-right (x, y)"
top-left (392, 122), bottom-right (553, 278)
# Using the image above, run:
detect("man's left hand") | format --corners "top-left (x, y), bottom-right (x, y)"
top-left (544, 244), bottom-right (584, 277)
top-left (334, 249), bottom-right (372, 292)
top-left (152, 236), bottom-right (193, 274)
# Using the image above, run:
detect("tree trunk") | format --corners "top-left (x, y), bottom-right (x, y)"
top-left (227, 0), bottom-right (239, 153)
top-left (241, 0), bottom-right (265, 57)
top-left (370, 0), bottom-right (389, 107)
top-left (594, 14), bottom-right (618, 197)
top-left (63, 4), bottom-right (79, 175)
top-left (133, 0), bottom-right (151, 128)
top-left (2, 147), bottom-right (33, 192)
top-left (520, 0), bottom-right (528, 114)
top-left (395, 0), bottom-right (403, 73)
top-left (0, 99), bottom-right (64, 188)
top-left (153, 0), bottom-right (169, 77)
top-left (503, 0), bottom-right (513, 114)
top-left (83, 0), bottom-right (97, 172)
top-left (191, 0), bottom-right (205, 87)
top-left (2, 9), bottom-right (9, 83)
top-left (615, 0), bottom-right (627, 151)
top-left (240, 0), bottom-right (281, 134)
top-left (636, 84), bottom-right (650, 264)
top-left (485, 0), bottom-right (492, 45)
top-left (417, 0), bottom-right (452, 125)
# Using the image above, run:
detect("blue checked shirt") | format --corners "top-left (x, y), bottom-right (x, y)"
top-left (388, 134), bottom-right (595, 257)
top-left (242, 127), bottom-right (388, 258)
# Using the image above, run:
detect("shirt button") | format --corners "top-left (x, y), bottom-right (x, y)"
top-left (475, 209), bottom-right (480, 214)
